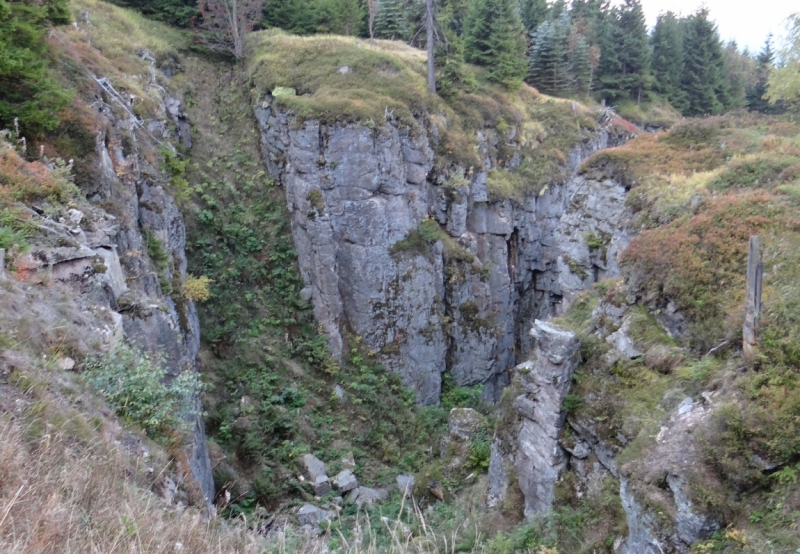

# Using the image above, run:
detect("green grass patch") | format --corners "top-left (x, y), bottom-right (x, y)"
top-left (246, 31), bottom-right (598, 199)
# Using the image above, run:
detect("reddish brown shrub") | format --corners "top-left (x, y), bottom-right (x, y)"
top-left (621, 192), bottom-right (787, 346)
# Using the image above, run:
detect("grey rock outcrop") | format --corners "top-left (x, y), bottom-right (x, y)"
top-left (396, 474), bottom-right (415, 494)
top-left (552, 174), bottom-right (630, 311)
top-left (8, 74), bottom-right (214, 507)
top-left (615, 398), bottom-right (720, 554)
top-left (256, 101), bottom-right (631, 405)
top-left (297, 504), bottom-right (331, 528)
top-left (486, 440), bottom-right (509, 509)
top-left (514, 320), bottom-right (581, 518)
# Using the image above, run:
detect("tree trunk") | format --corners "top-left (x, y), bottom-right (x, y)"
top-left (367, 0), bottom-right (376, 39)
top-left (426, 0), bottom-right (436, 95)
top-left (743, 235), bottom-right (763, 363)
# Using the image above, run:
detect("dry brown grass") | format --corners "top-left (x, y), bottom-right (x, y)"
top-left (0, 412), bottom-right (264, 554)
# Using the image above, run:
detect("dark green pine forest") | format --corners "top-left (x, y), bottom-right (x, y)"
top-left (101, 0), bottom-right (790, 118)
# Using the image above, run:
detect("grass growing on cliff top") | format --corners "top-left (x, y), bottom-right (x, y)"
top-left (177, 54), bottom-right (461, 513)
top-left (245, 30), bottom-right (602, 198)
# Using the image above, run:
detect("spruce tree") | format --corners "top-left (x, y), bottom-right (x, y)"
top-left (724, 41), bottom-right (757, 109)
top-left (680, 9), bottom-right (730, 115)
top-left (527, 13), bottom-right (571, 96)
top-left (595, 0), bottom-right (649, 104)
top-left (594, 6), bottom-right (624, 103)
top-left (464, 0), bottom-right (527, 88)
top-left (464, 0), bottom-right (495, 65)
top-left (519, 0), bottom-right (547, 36)
top-left (570, 33), bottom-right (592, 96)
top-left (435, 0), bottom-right (475, 97)
top-left (747, 36), bottom-right (776, 112)
top-left (0, 0), bottom-right (72, 134)
top-left (486, 0), bottom-right (527, 88)
top-left (374, 0), bottom-right (407, 39)
top-left (569, 0), bottom-right (606, 44)
top-left (650, 11), bottom-right (687, 112)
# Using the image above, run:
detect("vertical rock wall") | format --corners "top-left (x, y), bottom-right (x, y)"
top-left (12, 84), bottom-right (215, 506)
top-left (256, 101), bottom-right (629, 405)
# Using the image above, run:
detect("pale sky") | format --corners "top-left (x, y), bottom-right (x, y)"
top-left (619, 0), bottom-right (796, 53)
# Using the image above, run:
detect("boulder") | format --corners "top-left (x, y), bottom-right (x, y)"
top-left (312, 475), bottom-right (332, 496)
top-left (297, 504), bottom-right (331, 528)
top-left (333, 469), bottom-right (358, 493)
top-left (447, 407), bottom-right (487, 441)
top-left (347, 486), bottom-right (387, 508)
top-left (300, 453), bottom-right (327, 480)
top-left (606, 316), bottom-right (643, 359)
top-left (341, 451), bottom-right (356, 471)
top-left (396, 474), bottom-right (415, 495)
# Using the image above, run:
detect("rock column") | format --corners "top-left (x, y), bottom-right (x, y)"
top-left (514, 320), bottom-right (581, 518)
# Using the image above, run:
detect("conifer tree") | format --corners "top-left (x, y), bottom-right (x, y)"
top-left (747, 36), bottom-right (776, 112)
top-left (519, 0), bottom-right (547, 36)
top-left (680, 8), bottom-right (730, 115)
top-left (569, 30), bottom-right (592, 95)
top-left (650, 11), bottom-right (687, 112)
top-left (264, 0), bottom-right (314, 34)
top-left (595, 0), bottom-right (650, 104)
top-left (527, 13), bottom-right (571, 96)
top-left (0, 0), bottom-right (72, 133)
top-left (724, 41), bottom-right (757, 109)
top-left (593, 7), bottom-right (623, 103)
top-left (434, 0), bottom-right (474, 97)
top-left (374, 0), bottom-right (407, 39)
top-left (568, 0), bottom-right (606, 44)
top-left (310, 0), bottom-right (365, 35)
top-left (464, 0), bottom-right (527, 88)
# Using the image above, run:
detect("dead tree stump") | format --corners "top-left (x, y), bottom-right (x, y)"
top-left (743, 235), bottom-right (763, 363)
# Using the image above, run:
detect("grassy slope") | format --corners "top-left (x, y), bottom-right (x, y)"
top-left (176, 54), bottom-right (456, 510)
top-left (245, 30), bottom-right (605, 200)
top-left (546, 112), bottom-right (800, 553)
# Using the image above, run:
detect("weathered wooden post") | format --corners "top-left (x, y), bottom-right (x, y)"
top-left (743, 235), bottom-right (763, 363)
top-left (0, 248), bottom-right (5, 280)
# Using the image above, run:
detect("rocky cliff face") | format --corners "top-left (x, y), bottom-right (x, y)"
top-left (255, 100), bottom-right (630, 405)
top-left (9, 81), bottom-right (214, 506)
top-left (514, 320), bottom-right (581, 518)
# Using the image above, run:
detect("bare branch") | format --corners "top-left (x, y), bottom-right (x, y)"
top-left (195, 0), bottom-right (263, 60)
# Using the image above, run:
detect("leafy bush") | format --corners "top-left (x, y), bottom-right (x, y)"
top-left (440, 373), bottom-right (483, 412)
top-left (468, 431), bottom-right (491, 472)
top-left (183, 274), bottom-right (212, 302)
top-left (562, 394), bottom-right (583, 414)
top-left (709, 153), bottom-right (797, 190)
top-left (85, 343), bottom-right (202, 440)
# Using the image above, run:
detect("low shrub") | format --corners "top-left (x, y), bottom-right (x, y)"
top-left (183, 274), bottom-right (212, 302)
top-left (709, 153), bottom-right (797, 190)
top-left (85, 343), bottom-right (202, 440)
top-left (621, 192), bottom-right (785, 350)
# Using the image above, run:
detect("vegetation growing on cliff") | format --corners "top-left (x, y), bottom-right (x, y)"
top-left (246, 30), bottom-right (604, 201)
top-left (557, 112), bottom-right (800, 551)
